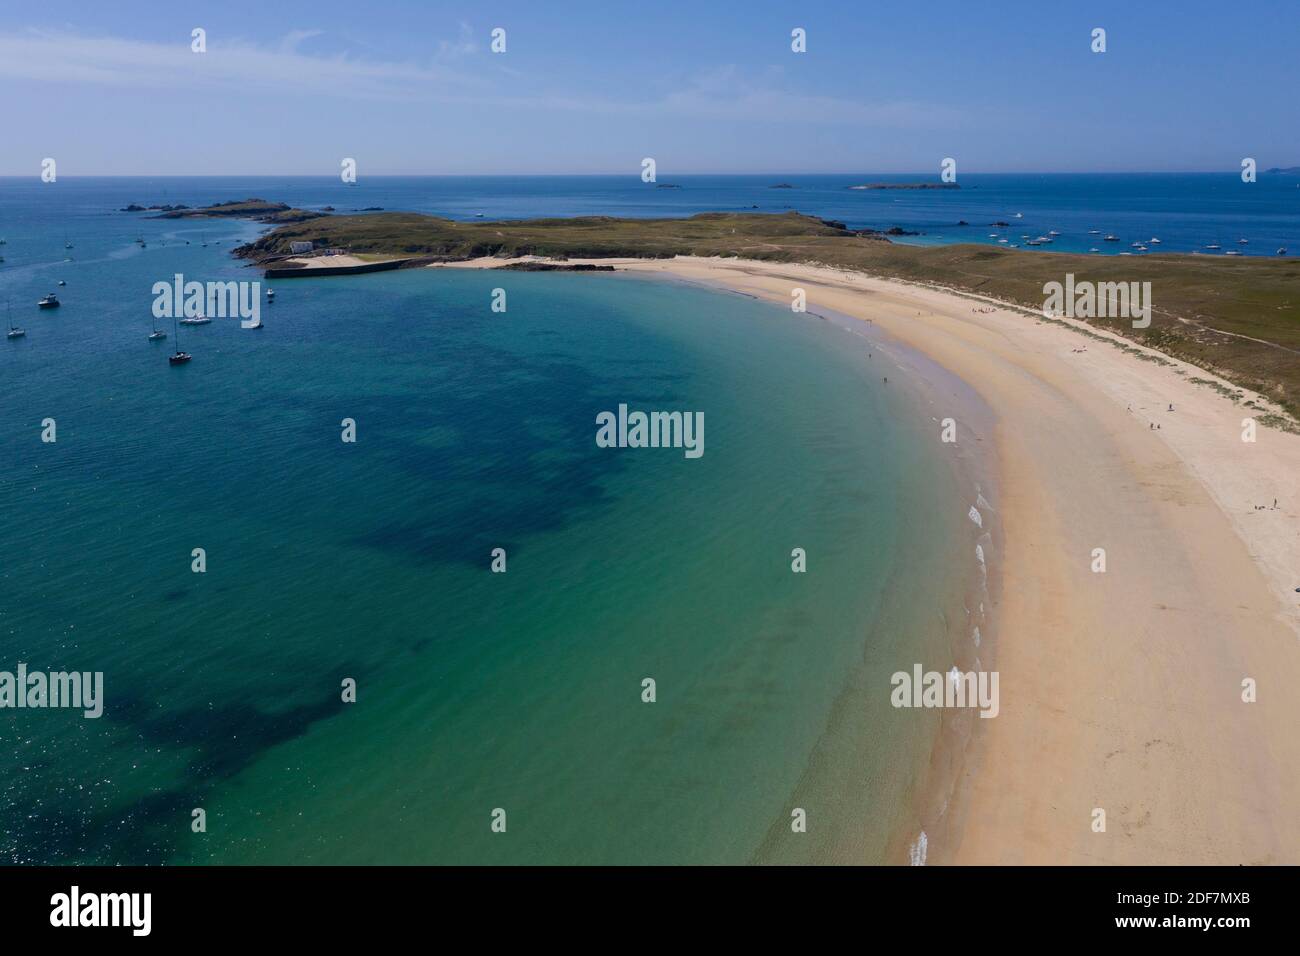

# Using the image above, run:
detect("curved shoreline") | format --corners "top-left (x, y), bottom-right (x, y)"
top-left (435, 254), bottom-right (1300, 864)
top-left (640, 274), bottom-right (1005, 865)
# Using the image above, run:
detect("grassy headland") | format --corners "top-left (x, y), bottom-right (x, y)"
top-left (235, 210), bottom-right (1300, 419)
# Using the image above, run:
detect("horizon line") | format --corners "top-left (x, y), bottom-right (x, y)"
top-left (0, 170), bottom-right (1291, 179)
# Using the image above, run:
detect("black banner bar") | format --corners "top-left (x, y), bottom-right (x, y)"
top-left (0, 865), bottom-right (1287, 942)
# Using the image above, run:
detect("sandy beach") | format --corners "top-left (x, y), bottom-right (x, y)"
top-left (439, 254), bottom-right (1300, 865)
top-left (278, 254), bottom-right (388, 269)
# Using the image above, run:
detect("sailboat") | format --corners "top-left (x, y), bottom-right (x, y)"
top-left (169, 313), bottom-right (191, 364)
top-left (148, 313), bottom-right (166, 341)
top-left (6, 301), bottom-right (24, 339)
top-left (179, 311), bottom-right (211, 325)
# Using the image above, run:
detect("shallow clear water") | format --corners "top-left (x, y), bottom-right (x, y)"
top-left (1, 180), bottom-right (973, 863)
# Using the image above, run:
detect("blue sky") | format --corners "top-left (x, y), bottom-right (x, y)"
top-left (0, 0), bottom-right (1296, 175)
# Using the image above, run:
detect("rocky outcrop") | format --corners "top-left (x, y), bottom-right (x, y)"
top-left (121, 203), bottom-right (190, 212)
top-left (848, 183), bottom-right (959, 190)
top-left (130, 198), bottom-right (332, 224)
top-left (496, 262), bottom-right (617, 272)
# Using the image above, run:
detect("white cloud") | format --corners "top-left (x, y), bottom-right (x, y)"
top-left (0, 28), bottom-right (485, 100)
top-left (436, 21), bottom-right (479, 59)
top-left (655, 65), bottom-right (966, 127)
top-left (0, 30), bottom-right (962, 130)
top-left (279, 29), bottom-right (324, 55)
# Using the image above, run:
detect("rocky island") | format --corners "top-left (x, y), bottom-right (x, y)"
top-left (122, 197), bottom-right (330, 224)
top-left (848, 182), bottom-right (960, 190)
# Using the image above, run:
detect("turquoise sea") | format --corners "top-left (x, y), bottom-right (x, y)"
top-left (2, 179), bottom-right (983, 864)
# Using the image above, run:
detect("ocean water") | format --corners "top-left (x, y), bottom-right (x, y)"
top-left (0, 179), bottom-right (979, 864)
top-left (2, 172), bottom-right (1297, 263)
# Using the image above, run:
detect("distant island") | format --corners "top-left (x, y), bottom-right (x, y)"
top-left (1264, 166), bottom-right (1300, 174)
top-left (121, 197), bottom-right (328, 224)
top-left (849, 182), bottom-right (960, 190)
top-left (230, 210), bottom-right (932, 267)
top-left (120, 203), bottom-right (190, 213)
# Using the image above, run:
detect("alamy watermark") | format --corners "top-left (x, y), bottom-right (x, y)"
top-left (891, 664), bottom-right (999, 718)
top-left (50, 886), bottom-right (150, 936)
top-left (595, 404), bottom-right (704, 459)
top-left (1, 664), bottom-right (103, 718)
top-left (152, 273), bottom-right (261, 327)
top-left (1042, 273), bottom-right (1151, 329)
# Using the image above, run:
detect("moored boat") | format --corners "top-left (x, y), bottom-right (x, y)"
top-left (169, 314), bottom-right (190, 363)
top-left (6, 301), bottom-right (24, 338)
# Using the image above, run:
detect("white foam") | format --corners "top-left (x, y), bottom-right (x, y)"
top-left (968, 505), bottom-right (983, 527)
top-left (973, 626), bottom-right (981, 647)
top-left (909, 830), bottom-right (929, 866)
